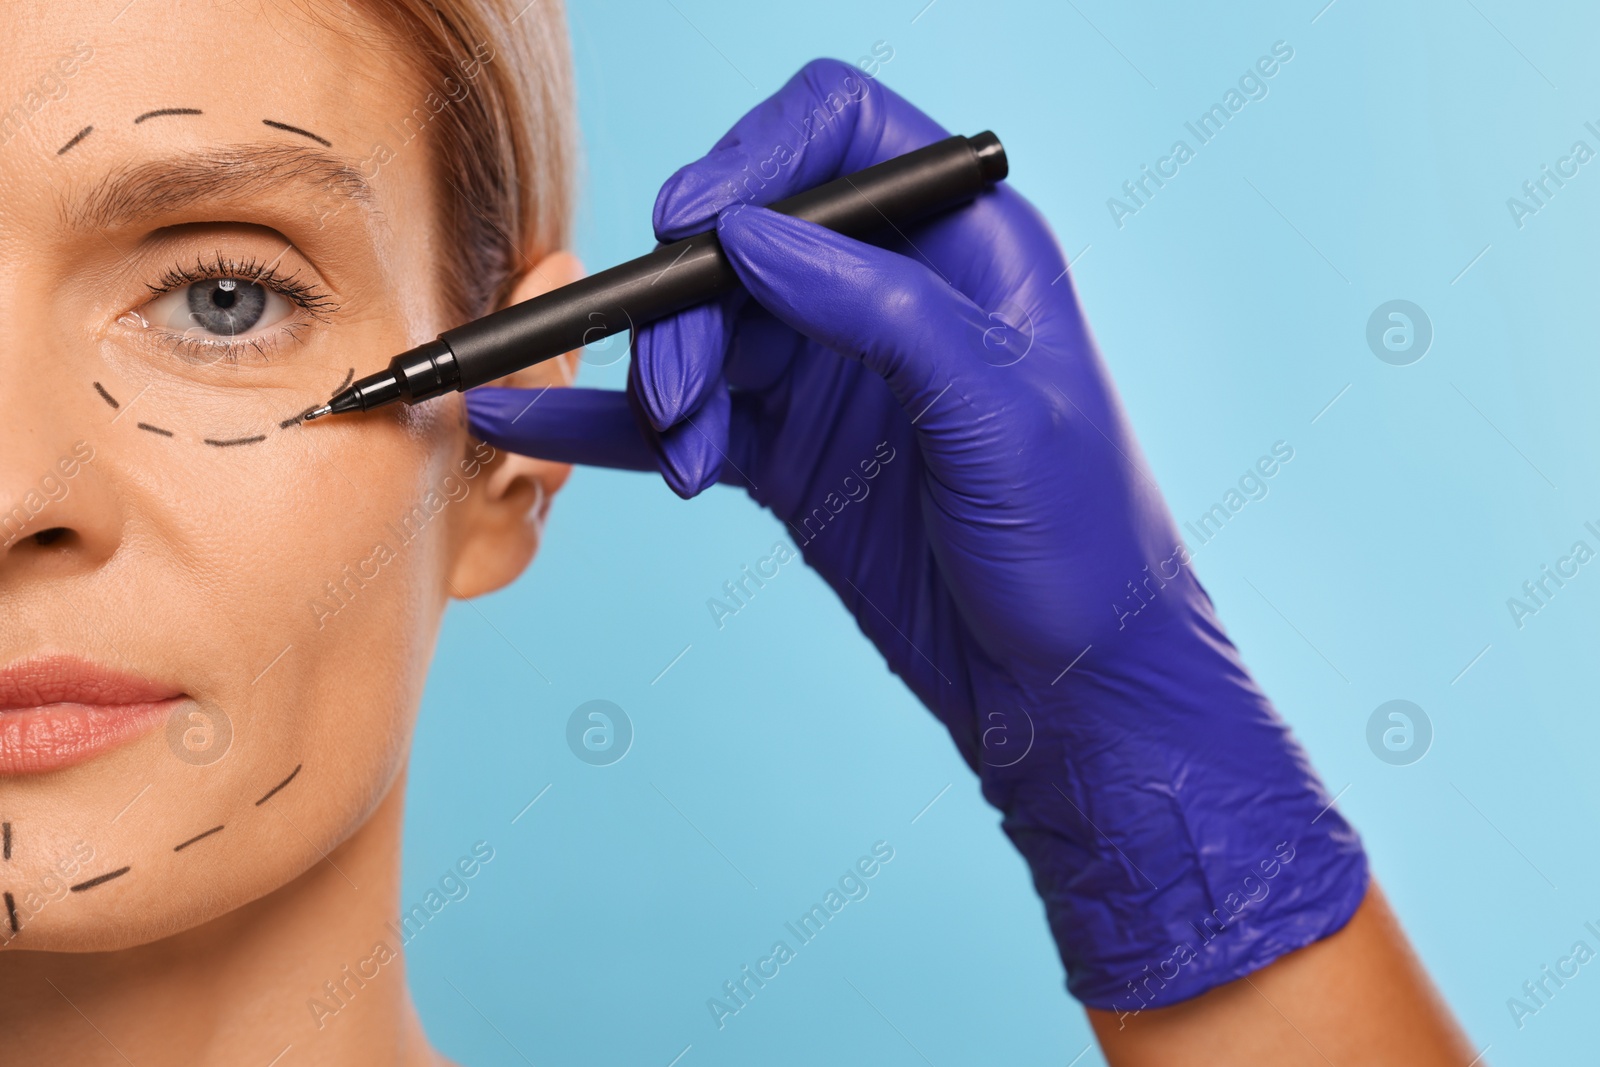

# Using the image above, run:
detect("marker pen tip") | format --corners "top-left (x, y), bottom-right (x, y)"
top-left (302, 405), bottom-right (333, 422)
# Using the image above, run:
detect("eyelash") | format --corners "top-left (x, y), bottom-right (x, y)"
top-left (141, 254), bottom-right (339, 363)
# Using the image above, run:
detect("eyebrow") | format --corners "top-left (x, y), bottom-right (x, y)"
top-left (65, 142), bottom-right (372, 231)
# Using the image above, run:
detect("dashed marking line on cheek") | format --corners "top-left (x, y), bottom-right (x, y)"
top-left (4, 893), bottom-right (15, 934)
top-left (69, 865), bottom-right (131, 893)
top-left (262, 119), bottom-right (331, 148)
top-left (172, 825), bottom-right (225, 852)
top-left (136, 422), bottom-right (174, 438)
top-left (56, 126), bottom-right (93, 156)
top-left (133, 107), bottom-right (203, 124)
top-left (255, 763), bottom-right (302, 806)
top-left (93, 382), bottom-right (120, 409)
top-left (2, 821), bottom-right (9, 860)
top-left (204, 434), bottom-right (268, 448)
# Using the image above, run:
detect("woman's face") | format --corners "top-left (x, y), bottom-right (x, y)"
top-left (0, 0), bottom-right (562, 950)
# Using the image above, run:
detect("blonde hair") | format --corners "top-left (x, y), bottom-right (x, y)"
top-left (341, 0), bottom-right (577, 323)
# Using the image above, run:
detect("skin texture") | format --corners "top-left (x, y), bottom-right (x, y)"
top-left (0, 2), bottom-right (574, 1063)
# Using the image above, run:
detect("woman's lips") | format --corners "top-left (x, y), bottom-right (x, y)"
top-left (0, 655), bottom-right (184, 775)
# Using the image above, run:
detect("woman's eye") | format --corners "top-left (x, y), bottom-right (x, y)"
top-left (142, 278), bottom-right (293, 339)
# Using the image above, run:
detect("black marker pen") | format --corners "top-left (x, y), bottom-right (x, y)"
top-left (302, 132), bottom-right (1008, 422)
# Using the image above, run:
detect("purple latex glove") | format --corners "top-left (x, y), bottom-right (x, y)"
top-left (468, 59), bottom-right (1366, 1012)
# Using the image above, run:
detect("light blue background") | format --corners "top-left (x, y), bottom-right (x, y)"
top-left (403, 2), bottom-right (1600, 1063)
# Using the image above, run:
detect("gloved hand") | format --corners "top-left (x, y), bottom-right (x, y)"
top-left (467, 58), bottom-right (1367, 1012)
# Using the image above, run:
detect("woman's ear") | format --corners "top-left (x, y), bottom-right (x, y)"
top-left (447, 250), bottom-right (585, 599)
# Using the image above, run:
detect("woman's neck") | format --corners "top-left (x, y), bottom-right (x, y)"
top-left (0, 771), bottom-right (445, 1066)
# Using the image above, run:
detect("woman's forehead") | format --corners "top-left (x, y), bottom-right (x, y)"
top-left (0, 3), bottom-right (442, 281)
top-left (0, 0), bottom-right (421, 182)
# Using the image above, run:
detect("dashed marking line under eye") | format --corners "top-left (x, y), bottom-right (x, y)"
top-left (133, 107), bottom-right (203, 124)
top-left (204, 434), bottom-right (267, 448)
top-left (281, 368), bottom-right (354, 428)
top-left (94, 382), bottom-right (120, 409)
top-left (56, 126), bottom-right (93, 155)
top-left (261, 119), bottom-right (331, 148)
top-left (137, 422), bottom-right (175, 438)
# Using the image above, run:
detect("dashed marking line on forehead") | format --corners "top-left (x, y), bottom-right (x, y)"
top-left (56, 126), bottom-right (93, 156)
top-left (133, 108), bottom-right (203, 124)
top-left (262, 119), bottom-right (332, 148)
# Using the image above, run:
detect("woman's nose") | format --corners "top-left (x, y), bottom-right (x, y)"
top-left (0, 364), bottom-right (124, 580)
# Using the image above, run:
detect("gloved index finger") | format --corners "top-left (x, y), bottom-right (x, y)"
top-left (466, 386), bottom-right (659, 473)
top-left (651, 56), bottom-right (950, 241)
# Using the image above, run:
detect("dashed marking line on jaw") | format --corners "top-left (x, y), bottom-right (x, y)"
top-left (133, 108), bottom-right (203, 124)
top-left (262, 119), bottom-right (332, 148)
top-left (56, 126), bottom-right (93, 156)
top-left (172, 825), bottom-right (225, 852)
top-left (93, 382), bottom-right (120, 409)
top-left (204, 434), bottom-right (268, 448)
top-left (69, 866), bottom-right (131, 893)
top-left (3, 825), bottom-right (13, 935)
top-left (255, 764), bottom-right (302, 806)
